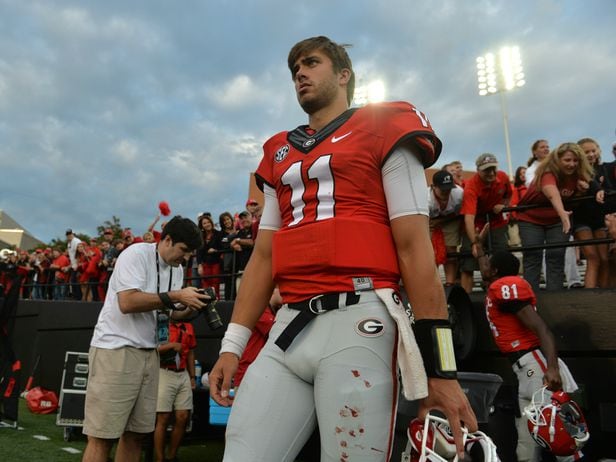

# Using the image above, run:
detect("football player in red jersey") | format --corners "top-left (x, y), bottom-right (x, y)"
top-left (209, 36), bottom-right (476, 461)
top-left (476, 244), bottom-right (581, 461)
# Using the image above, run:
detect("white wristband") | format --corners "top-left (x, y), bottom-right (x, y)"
top-left (219, 322), bottom-right (253, 358)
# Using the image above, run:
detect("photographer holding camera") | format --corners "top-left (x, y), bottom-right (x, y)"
top-left (82, 216), bottom-right (213, 462)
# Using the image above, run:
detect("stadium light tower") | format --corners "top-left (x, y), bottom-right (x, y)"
top-left (476, 46), bottom-right (525, 179)
top-left (353, 79), bottom-right (386, 106)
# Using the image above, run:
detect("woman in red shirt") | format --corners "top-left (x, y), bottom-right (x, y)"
top-left (517, 142), bottom-right (593, 292)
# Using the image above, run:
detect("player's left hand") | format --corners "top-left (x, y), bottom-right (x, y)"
top-left (543, 366), bottom-right (563, 391)
top-left (418, 378), bottom-right (478, 460)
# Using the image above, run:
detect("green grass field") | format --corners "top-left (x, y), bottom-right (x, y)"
top-left (0, 399), bottom-right (225, 461)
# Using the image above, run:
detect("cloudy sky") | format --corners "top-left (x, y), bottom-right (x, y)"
top-left (1, 0), bottom-right (614, 243)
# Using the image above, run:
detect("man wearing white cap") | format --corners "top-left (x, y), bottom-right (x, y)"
top-left (459, 153), bottom-right (512, 292)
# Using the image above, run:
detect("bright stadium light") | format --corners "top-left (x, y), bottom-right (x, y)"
top-left (476, 46), bottom-right (525, 179)
top-left (353, 79), bottom-right (386, 106)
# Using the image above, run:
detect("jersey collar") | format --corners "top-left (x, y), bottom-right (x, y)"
top-left (288, 108), bottom-right (358, 154)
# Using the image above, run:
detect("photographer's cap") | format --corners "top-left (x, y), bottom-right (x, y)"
top-left (475, 153), bottom-right (498, 171)
top-left (432, 171), bottom-right (455, 191)
top-left (65, 228), bottom-right (73, 235)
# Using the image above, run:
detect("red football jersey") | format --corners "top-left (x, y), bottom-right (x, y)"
top-left (485, 275), bottom-right (540, 354)
top-left (460, 171), bottom-right (511, 229)
top-left (255, 102), bottom-right (442, 302)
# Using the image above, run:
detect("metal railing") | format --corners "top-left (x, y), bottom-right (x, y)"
top-left (2, 250), bottom-right (248, 302)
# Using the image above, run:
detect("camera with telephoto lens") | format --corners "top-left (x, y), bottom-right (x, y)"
top-left (198, 287), bottom-right (223, 330)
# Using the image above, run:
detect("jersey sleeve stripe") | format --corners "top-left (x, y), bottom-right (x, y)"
top-left (381, 131), bottom-right (443, 169)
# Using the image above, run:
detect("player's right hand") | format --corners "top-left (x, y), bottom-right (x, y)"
top-left (419, 378), bottom-right (478, 461)
top-left (209, 352), bottom-right (239, 407)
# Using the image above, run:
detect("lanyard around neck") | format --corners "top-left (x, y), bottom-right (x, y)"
top-left (156, 248), bottom-right (173, 294)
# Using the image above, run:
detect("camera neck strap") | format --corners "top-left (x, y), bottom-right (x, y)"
top-left (156, 247), bottom-right (173, 294)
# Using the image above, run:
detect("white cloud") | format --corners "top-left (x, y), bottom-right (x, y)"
top-left (206, 75), bottom-right (262, 109)
top-left (111, 139), bottom-right (139, 164)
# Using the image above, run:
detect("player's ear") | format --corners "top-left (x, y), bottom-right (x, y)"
top-left (338, 68), bottom-right (351, 86)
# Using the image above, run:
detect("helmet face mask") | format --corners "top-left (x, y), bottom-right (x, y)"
top-left (404, 412), bottom-right (499, 462)
top-left (523, 387), bottom-right (590, 456)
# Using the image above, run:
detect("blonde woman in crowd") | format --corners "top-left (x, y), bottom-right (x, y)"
top-left (573, 138), bottom-right (610, 287)
top-left (516, 142), bottom-right (593, 292)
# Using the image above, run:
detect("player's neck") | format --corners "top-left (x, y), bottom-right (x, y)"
top-left (307, 98), bottom-right (349, 132)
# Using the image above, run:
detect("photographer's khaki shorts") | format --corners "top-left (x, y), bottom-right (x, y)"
top-left (83, 346), bottom-right (159, 439)
top-left (156, 368), bottom-right (193, 412)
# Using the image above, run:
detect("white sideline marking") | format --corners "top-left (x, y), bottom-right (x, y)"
top-left (33, 434), bottom-right (50, 440)
top-left (61, 447), bottom-right (82, 454)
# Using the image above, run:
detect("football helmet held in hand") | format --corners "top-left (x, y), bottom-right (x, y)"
top-left (402, 412), bottom-right (499, 461)
top-left (523, 387), bottom-right (589, 456)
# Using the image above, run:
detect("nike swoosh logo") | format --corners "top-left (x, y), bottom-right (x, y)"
top-left (331, 131), bottom-right (352, 143)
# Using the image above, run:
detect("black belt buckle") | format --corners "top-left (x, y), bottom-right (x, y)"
top-left (276, 292), bottom-right (359, 352)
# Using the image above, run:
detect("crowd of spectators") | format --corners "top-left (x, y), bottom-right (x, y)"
top-left (429, 139), bottom-right (616, 292)
top-left (0, 199), bottom-right (261, 301)
top-left (2, 139), bottom-right (616, 299)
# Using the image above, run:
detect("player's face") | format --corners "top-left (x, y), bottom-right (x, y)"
top-left (292, 49), bottom-right (340, 114)
top-left (579, 141), bottom-right (600, 166)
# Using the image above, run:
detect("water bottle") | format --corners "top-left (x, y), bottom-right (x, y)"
top-left (194, 359), bottom-right (202, 388)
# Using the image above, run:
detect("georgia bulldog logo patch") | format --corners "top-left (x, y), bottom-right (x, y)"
top-left (275, 144), bottom-right (289, 162)
top-left (355, 318), bottom-right (385, 337)
top-left (302, 138), bottom-right (316, 148)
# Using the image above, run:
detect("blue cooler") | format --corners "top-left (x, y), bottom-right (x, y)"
top-left (209, 390), bottom-right (234, 426)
